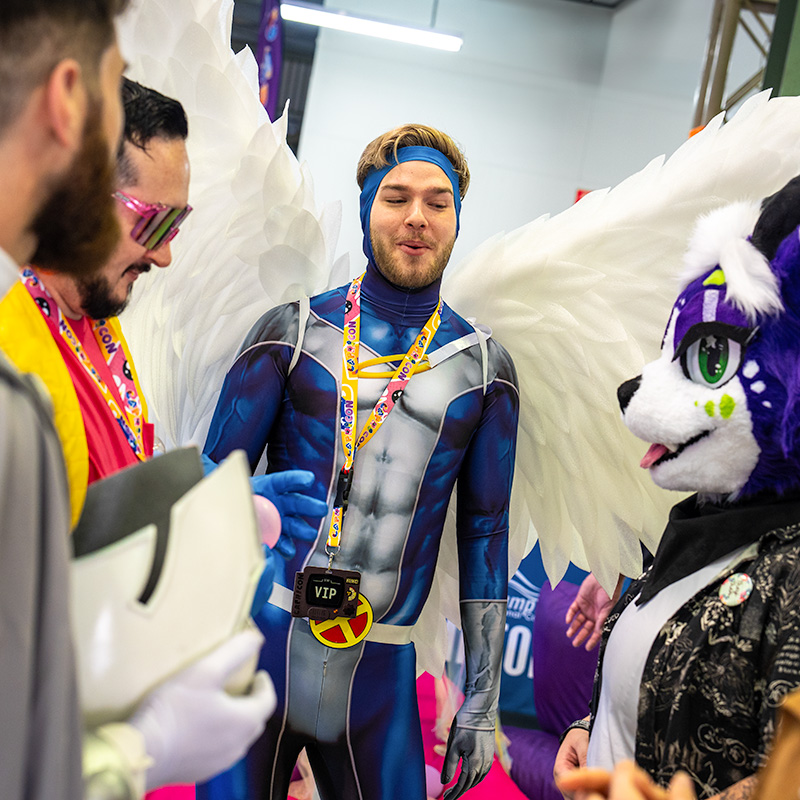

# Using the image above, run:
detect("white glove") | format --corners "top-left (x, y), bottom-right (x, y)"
top-left (129, 629), bottom-right (276, 790)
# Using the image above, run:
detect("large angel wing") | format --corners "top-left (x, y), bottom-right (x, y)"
top-left (116, 0), bottom-right (346, 451)
top-left (411, 92), bottom-right (800, 676)
top-left (439, 91), bottom-right (800, 596)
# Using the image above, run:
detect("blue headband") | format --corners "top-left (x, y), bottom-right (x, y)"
top-left (359, 146), bottom-right (462, 266)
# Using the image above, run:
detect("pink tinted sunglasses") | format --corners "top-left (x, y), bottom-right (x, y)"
top-left (113, 190), bottom-right (192, 251)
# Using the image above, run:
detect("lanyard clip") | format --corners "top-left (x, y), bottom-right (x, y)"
top-left (325, 548), bottom-right (338, 570)
top-left (334, 466), bottom-right (354, 514)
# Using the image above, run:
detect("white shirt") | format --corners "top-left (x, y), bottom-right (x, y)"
top-left (587, 545), bottom-right (748, 769)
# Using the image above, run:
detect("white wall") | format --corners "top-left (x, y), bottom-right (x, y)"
top-left (296, 0), bottom-right (755, 273)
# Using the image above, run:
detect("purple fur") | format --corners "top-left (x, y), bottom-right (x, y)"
top-left (739, 229), bottom-right (800, 498)
top-left (672, 277), bottom-right (751, 352)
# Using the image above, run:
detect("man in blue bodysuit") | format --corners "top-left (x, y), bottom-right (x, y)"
top-left (200, 125), bottom-right (520, 800)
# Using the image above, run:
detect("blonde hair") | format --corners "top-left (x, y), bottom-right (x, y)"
top-left (356, 124), bottom-right (470, 199)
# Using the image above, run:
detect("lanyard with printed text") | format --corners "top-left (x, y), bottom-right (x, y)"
top-left (22, 268), bottom-right (146, 460)
top-left (326, 273), bottom-right (442, 561)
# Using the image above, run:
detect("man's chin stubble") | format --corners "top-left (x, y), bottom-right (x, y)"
top-left (374, 249), bottom-right (452, 290)
top-left (77, 269), bottom-right (145, 319)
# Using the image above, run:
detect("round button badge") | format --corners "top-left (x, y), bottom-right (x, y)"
top-left (310, 594), bottom-right (374, 648)
top-left (718, 573), bottom-right (754, 607)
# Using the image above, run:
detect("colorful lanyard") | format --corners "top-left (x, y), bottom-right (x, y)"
top-left (326, 273), bottom-right (442, 560)
top-left (22, 268), bottom-right (146, 460)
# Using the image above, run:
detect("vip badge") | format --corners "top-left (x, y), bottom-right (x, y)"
top-left (291, 566), bottom-right (361, 621)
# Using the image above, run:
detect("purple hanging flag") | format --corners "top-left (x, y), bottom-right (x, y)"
top-left (257, 0), bottom-right (282, 120)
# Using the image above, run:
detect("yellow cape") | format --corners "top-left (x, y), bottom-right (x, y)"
top-left (0, 280), bottom-right (148, 528)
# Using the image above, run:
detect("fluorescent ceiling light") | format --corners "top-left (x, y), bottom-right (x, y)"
top-left (280, 1), bottom-right (463, 52)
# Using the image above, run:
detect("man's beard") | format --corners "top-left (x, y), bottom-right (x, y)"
top-left (78, 262), bottom-right (150, 320)
top-left (30, 99), bottom-right (120, 279)
top-left (370, 233), bottom-right (454, 290)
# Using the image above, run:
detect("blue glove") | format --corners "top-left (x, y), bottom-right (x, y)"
top-left (250, 470), bottom-right (328, 560)
top-left (200, 453), bottom-right (220, 477)
top-left (250, 545), bottom-right (276, 617)
top-left (201, 455), bottom-right (328, 559)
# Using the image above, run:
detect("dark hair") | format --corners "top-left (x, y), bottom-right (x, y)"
top-left (0, 0), bottom-right (128, 135)
top-left (117, 77), bottom-right (189, 185)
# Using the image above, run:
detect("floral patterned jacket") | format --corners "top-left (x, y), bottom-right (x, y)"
top-left (591, 518), bottom-right (800, 799)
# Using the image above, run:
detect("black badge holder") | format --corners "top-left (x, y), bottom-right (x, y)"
top-left (292, 566), bottom-right (361, 620)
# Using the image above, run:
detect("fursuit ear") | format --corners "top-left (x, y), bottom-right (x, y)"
top-left (751, 175), bottom-right (800, 261)
top-left (751, 175), bottom-right (800, 317)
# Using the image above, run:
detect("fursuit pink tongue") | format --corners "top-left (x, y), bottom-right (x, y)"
top-left (640, 443), bottom-right (669, 469)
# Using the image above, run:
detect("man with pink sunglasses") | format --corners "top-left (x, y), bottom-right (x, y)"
top-left (0, 77), bottom-right (192, 525)
top-left (1, 76), bottom-right (325, 549)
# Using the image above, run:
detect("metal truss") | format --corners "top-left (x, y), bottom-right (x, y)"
top-left (692, 0), bottom-right (778, 130)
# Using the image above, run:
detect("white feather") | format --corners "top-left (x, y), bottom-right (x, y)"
top-left (681, 202), bottom-right (783, 321)
top-left (116, 0), bottom-right (340, 452)
top-left (432, 90), bottom-right (800, 608)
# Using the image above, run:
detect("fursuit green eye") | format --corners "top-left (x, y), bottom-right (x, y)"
top-left (681, 335), bottom-right (742, 387)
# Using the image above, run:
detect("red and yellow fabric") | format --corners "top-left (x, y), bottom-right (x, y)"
top-left (56, 315), bottom-right (152, 485)
top-left (0, 278), bottom-right (150, 528)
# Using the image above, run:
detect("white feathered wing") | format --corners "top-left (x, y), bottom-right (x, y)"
top-left (117, 0), bottom-right (345, 452)
top-left (410, 92), bottom-right (800, 676)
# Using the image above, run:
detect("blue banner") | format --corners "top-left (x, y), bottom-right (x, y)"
top-left (499, 544), bottom-right (588, 726)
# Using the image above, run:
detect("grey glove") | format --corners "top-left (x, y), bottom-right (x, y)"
top-left (441, 599), bottom-right (506, 800)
